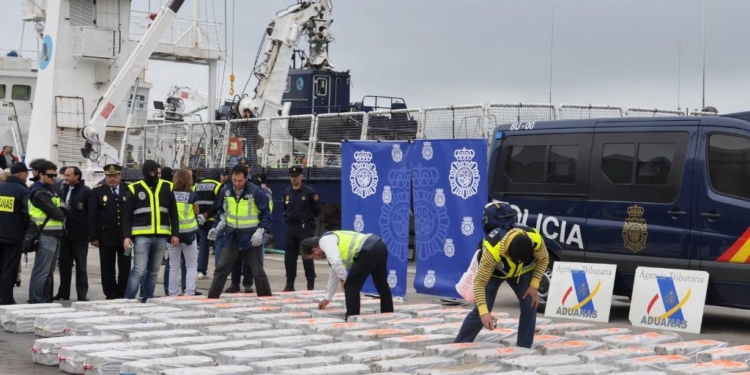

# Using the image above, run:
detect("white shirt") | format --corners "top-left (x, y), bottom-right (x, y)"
top-left (65, 184), bottom-right (74, 204)
top-left (320, 234), bottom-right (348, 301)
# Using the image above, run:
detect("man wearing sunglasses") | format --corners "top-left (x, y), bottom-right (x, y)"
top-left (28, 161), bottom-right (70, 303)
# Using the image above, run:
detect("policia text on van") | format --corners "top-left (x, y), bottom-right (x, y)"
top-left (488, 113), bottom-right (750, 309)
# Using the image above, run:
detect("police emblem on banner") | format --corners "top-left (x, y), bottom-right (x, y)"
top-left (391, 144), bottom-right (403, 163)
top-left (382, 186), bottom-right (392, 204)
top-left (354, 214), bottom-right (365, 232)
top-left (444, 238), bottom-right (455, 258)
top-left (349, 150), bottom-right (379, 199)
top-left (461, 216), bottom-right (475, 236)
top-left (449, 148), bottom-right (480, 199)
top-left (434, 188), bottom-right (446, 208)
top-left (387, 270), bottom-right (398, 288)
top-left (424, 270), bottom-right (436, 288)
top-left (623, 204), bottom-right (648, 253)
top-left (422, 142), bottom-right (433, 160)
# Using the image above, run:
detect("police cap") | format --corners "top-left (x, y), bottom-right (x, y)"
top-left (289, 166), bottom-right (303, 177)
top-left (103, 163), bottom-right (123, 175)
top-left (238, 157), bottom-right (249, 167)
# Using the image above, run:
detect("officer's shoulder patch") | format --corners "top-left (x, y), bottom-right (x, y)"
top-left (313, 194), bottom-right (319, 201)
top-left (94, 183), bottom-right (103, 189)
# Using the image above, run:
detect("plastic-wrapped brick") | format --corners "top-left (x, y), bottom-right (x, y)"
top-left (142, 311), bottom-right (213, 323)
top-left (177, 340), bottom-right (262, 361)
top-left (249, 356), bottom-right (340, 374)
top-left (482, 372), bottom-right (537, 375)
top-left (539, 340), bottom-right (607, 355)
top-left (413, 323), bottom-right (463, 335)
top-left (34, 311), bottom-right (107, 337)
top-left (535, 363), bottom-right (619, 375)
top-left (425, 342), bottom-right (501, 359)
top-left (494, 317), bottom-right (552, 329)
top-left (341, 348), bottom-right (423, 364)
top-left (82, 348), bottom-right (176, 375)
top-left (90, 322), bottom-right (169, 336)
top-left (614, 372), bottom-right (668, 375)
top-left (4, 308), bottom-right (73, 333)
top-left (445, 312), bottom-right (510, 323)
top-left (159, 366), bottom-right (255, 375)
top-left (501, 334), bottom-right (566, 348)
top-left (160, 298), bottom-right (228, 309)
top-left (280, 364), bottom-right (372, 374)
top-left (602, 332), bottom-right (682, 349)
top-left (371, 356), bottom-right (457, 373)
top-left (163, 317), bottom-right (238, 330)
top-left (146, 296), bottom-right (207, 305)
top-left (0, 303), bottom-right (62, 327)
top-left (199, 323), bottom-right (273, 335)
top-left (31, 335), bottom-right (121, 366)
top-left (341, 328), bottom-right (415, 342)
top-left (382, 334), bottom-right (455, 349)
top-left (62, 316), bottom-right (141, 336)
top-left (58, 341), bottom-right (149, 374)
top-left (216, 348), bottom-right (306, 366)
top-left (380, 317), bottom-right (446, 329)
top-left (311, 307), bottom-right (377, 319)
top-left (412, 308), bottom-right (472, 318)
top-left (696, 345), bottom-right (750, 363)
top-left (462, 347), bottom-right (539, 364)
top-left (261, 334), bottom-right (335, 348)
top-left (304, 341), bottom-right (381, 357)
top-left (578, 347), bottom-right (655, 364)
top-left (415, 363), bottom-right (506, 375)
top-left (614, 355), bottom-right (692, 371)
top-left (564, 327), bottom-right (633, 340)
top-left (119, 355), bottom-right (214, 374)
top-left (311, 322), bottom-right (378, 339)
top-left (393, 304), bottom-right (444, 314)
top-left (148, 335), bottom-right (227, 349)
top-left (123, 329), bottom-right (200, 342)
top-left (116, 306), bottom-right (181, 316)
top-left (89, 303), bottom-right (143, 313)
top-left (664, 360), bottom-right (749, 375)
top-left (193, 302), bottom-right (257, 313)
top-left (244, 312), bottom-right (312, 324)
top-left (216, 306), bottom-right (281, 319)
top-left (281, 302), bottom-right (343, 313)
top-left (499, 354), bottom-right (582, 371)
top-left (276, 318), bottom-right (346, 332)
top-left (476, 328), bottom-right (518, 343)
top-left (347, 313), bottom-right (411, 324)
top-left (70, 298), bottom-right (138, 311)
top-left (535, 323), bottom-right (597, 336)
top-left (226, 328), bottom-right (303, 340)
top-left (655, 340), bottom-right (728, 357)
top-left (254, 298), bottom-right (306, 307)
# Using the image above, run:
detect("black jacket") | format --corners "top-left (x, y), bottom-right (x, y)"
top-left (29, 184), bottom-right (67, 237)
top-left (59, 181), bottom-right (91, 242)
top-left (88, 182), bottom-right (127, 248)
top-left (123, 179), bottom-right (179, 238)
top-left (0, 176), bottom-right (29, 244)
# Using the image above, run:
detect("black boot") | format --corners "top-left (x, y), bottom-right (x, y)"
top-left (307, 279), bottom-right (314, 291)
top-left (283, 279), bottom-right (295, 292)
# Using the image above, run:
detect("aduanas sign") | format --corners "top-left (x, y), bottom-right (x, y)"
top-left (629, 267), bottom-right (709, 334)
top-left (545, 262), bottom-right (617, 323)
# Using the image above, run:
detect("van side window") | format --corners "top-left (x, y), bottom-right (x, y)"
top-left (708, 133), bottom-right (750, 200)
top-left (602, 143), bottom-right (635, 184)
top-left (548, 145), bottom-right (578, 184)
top-left (636, 143), bottom-right (676, 185)
top-left (507, 145), bottom-right (546, 183)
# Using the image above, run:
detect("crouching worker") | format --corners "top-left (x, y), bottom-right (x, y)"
top-left (300, 231), bottom-right (394, 319)
top-left (454, 201), bottom-right (548, 348)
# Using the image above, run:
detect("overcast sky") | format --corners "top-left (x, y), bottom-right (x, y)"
top-left (2, 0), bottom-right (749, 114)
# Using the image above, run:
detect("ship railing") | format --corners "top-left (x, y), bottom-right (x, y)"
top-left (626, 107), bottom-right (685, 117)
top-left (558, 104), bottom-right (626, 119)
top-left (71, 26), bottom-right (120, 60)
top-left (363, 108), bottom-right (423, 142)
top-left (129, 10), bottom-right (225, 57)
top-left (422, 104), bottom-right (486, 139)
top-left (690, 110), bottom-right (717, 116)
top-left (485, 103), bottom-right (557, 129)
top-left (0, 48), bottom-right (38, 71)
top-left (310, 111), bottom-right (367, 167)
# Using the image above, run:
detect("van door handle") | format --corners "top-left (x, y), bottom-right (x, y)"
top-left (701, 212), bottom-right (721, 219)
top-left (667, 209), bottom-right (687, 217)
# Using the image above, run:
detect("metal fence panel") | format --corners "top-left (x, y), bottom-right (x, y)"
top-left (558, 104), bottom-right (625, 119)
top-left (261, 115), bottom-right (315, 169)
top-left (364, 109), bottom-right (421, 141)
top-left (186, 121), bottom-right (227, 170)
top-left (422, 105), bottom-right (484, 139)
top-left (123, 125), bottom-right (157, 170)
top-left (154, 122), bottom-right (191, 169)
top-left (627, 107), bottom-right (685, 117)
top-left (312, 112), bottom-right (366, 168)
top-left (486, 103), bottom-right (557, 130)
top-left (225, 118), bottom-right (269, 171)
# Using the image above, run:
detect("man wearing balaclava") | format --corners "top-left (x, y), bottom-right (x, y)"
top-left (122, 160), bottom-right (179, 302)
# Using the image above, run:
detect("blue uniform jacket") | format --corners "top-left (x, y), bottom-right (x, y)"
top-left (213, 181), bottom-right (271, 251)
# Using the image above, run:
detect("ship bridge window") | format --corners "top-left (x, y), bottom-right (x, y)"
top-left (0, 85), bottom-right (5, 99)
top-left (315, 77), bottom-right (328, 96)
top-left (285, 77), bottom-right (291, 93)
top-left (11, 85), bottom-right (31, 101)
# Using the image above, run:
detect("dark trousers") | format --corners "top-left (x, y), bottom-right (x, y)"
top-left (345, 241), bottom-right (394, 319)
top-left (99, 246), bottom-right (131, 299)
top-left (230, 255), bottom-right (252, 288)
top-left (57, 238), bottom-right (89, 299)
top-left (284, 224), bottom-right (316, 281)
top-left (208, 236), bottom-right (271, 298)
top-left (0, 242), bottom-right (22, 304)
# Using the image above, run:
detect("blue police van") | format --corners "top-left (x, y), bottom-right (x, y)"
top-left (488, 114), bottom-right (750, 309)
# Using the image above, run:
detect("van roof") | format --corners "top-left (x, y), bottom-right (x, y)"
top-left (493, 114), bottom-right (750, 134)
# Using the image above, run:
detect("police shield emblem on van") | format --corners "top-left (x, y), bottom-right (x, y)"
top-left (623, 204), bottom-right (648, 253)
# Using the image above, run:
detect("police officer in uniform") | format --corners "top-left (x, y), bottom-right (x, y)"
top-left (282, 166), bottom-right (321, 291)
top-left (87, 164), bottom-right (131, 299)
top-left (0, 162), bottom-right (28, 304)
top-left (194, 169), bottom-right (222, 279)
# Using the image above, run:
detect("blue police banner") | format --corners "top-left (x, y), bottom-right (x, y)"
top-left (410, 139), bottom-right (488, 298)
top-left (341, 140), bottom-right (411, 297)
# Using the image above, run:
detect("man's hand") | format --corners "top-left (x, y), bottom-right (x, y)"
top-left (523, 286), bottom-right (540, 309)
top-left (318, 299), bottom-right (330, 310)
top-left (123, 238), bottom-right (133, 251)
top-left (171, 236), bottom-right (180, 247)
top-left (90, 240), bottom-right (99, 248)
top-left (480, 313), bottom-right (496, 331)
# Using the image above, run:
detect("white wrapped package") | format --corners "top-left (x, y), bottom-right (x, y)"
top-left (58, 341), bottom-right (149, 374)
top-left (31, 335), bottom-right (121, 366)
top-left (63, 316), bottom-right (141, 336)
top-left (393, 303), bottom-right (444, 313)
top-left (70, 299), bottom-right (138, 311)
top-left (280, 364), bottom-right (372, 375)
top-left (117, 306), bottom-right (182, 316)
top-left (261, 333), bottom-right (335, 348)
top-left (347, 312), bottom-right (411, 324)
top-left (606, 372), bottom-right (666, 375)
top-left (304, 341), bottom-right (381, 357)
top-left (311, 307), bottom-right (377, 319)
top-left (249, 356), bottom-right (340, 374)
top-left (34, 311), bottom-right (107, 337)
top-left (226, 328), bottom-right (302, 340)
top-left (193, 302), bottom-right (257, 314)
top-left (82, 348), bottom-right (176, 375)
top-left (415, 364), bottom-right (506, 375)
top-left (217, 348), bottom-right (306, 366)
top-left (90, 322), bottom-right (169, 336)
top-left (253, 298), bottom-right (306, 306)
top-left (664, 360), bottom-right (749, 375)
top-left (371, 356), bottom-right (457, 373)
top-left (564, 327), bottom-right (633, 340)
top-left (425, 342), bottom-right (501, 359)
top-left (380, 317), bottom-right (446, 329)
top-left (444, 312), bottom-right (510, 323)
top-left (159, 366), bottom-right (255, 375)
top-left (476, 328), bottom-right (518, 343)
top-left (413, 308), bottom-right (472, 318)
top-left (148, 335), bottom-right (227, 349)
top-left (697, 345), bottom-right (750, 363)
top-left (119, 355), bottom-right (214, 375)
top-left (462, 347), bottom-right (539, 364)
top-left (535, 323), bottom-right (597, 335)
top-left (216, 306), bottom-right (281, 318)
top-left (281, 302), bottom-right (343, 312)
top-left (655, 340), bottom-right (727, 357)
top-left (414, 323), bottom-right (463, 335)
top-left (310, 322), bottom-right (378, 338)
top-left (539, 340), bottom-right (607, 355)
top-left (199, 323), bottom-right (272, 335)
top-left (578, 347), bottom-right (655, 364)
top-left (602, 332), bottom-right (682, 349)
top-left (382, 334), bottom-right (455, 349)
top-left (614, 355), bottom-right (692, 371)
top-left (146, 296), bottom-right (207, 305)
top-left (163, 317), bottom-right (238, 330)
top-left (535, 363), bottom-right (619, 375)
top-left (0, 303), bottom-right (61, 326)
top-left (244, 312), bottom-right (312, 324)
top-left (89, 303), bottom-right (143, 313)
top-left (276, 317), bottom-right (345, 332)
top-left (161, 298), bottom-right (228, 308)
top-left (123, 329), bottom-right (200, 342)
top-left (177, 340), bottom-right (262, 360)
top-left (483, 373), bottom-right (537, 375)
top-left (341, 328), bottom-right (414, 342)
top-left (142, 311), bottom-right (213, 323)
top-left (499, 354), bottom-right (582, 371)
top-left (4, 307), bottom-right (73, 333)
top-left (494, 317), bottom-right (552, 329)
top-left (501, 334), bottom-right (566, 348)
top-left (341, 348), bottom-right (422, 364)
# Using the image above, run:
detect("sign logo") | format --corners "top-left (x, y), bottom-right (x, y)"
top-left (716, 227), bottom-right (750, 263)
top-left (296, 77), bottom-right (304, 91)
top-left (387, 270), bottom-right (398, 288)
top-left (422, 141), bottom-right (433, 160)
top-left (391, 144), bottom-right (403, 162)
top-left (434, 188), bottom-right (446, 207)
top-left (424, 270), bottom-right (436, 288)
top-left (640, 276), bottom-right (690, 329)
top-left (100, 102), bottom-right (116, 120)
top-left (546, 262), bottom-right (616, 323)
top-left (623, 204), bottom-right (647, 253)
top-left (349, 150), bottom-right (378, 198)
top-left (461, 216), bottom-right (474, 236)
top-left (40, 35), bottom-right (53, 70)
top-left (443, 238), bottom-right (455, 258)
top-left (353, 214), bottom-right (365, 232)
top-left (556, 270), bottom-right (600, 319)
top-left (382, 186), bottom-right (392, 204)
top-left (449, 148), bottom-right (480, 199)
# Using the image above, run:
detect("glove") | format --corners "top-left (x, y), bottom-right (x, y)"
top-left (216, 220), bottom-right (226, 231)
top-left (251, 228), bottom-right (265, 247)
top-left (196, 214), bottom-right (207, 226)
top-left (207, 228), bottom-right (219, 241)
